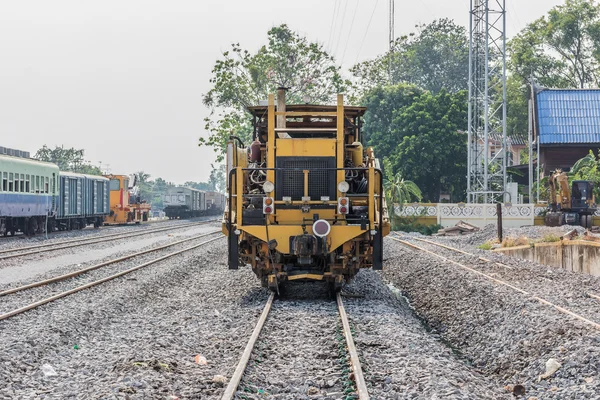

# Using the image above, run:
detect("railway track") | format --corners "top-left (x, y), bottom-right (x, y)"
top-left (390, 233), bottom-right (600, 331)
top-left (221, 291), bottom-right (369, 399)
top-left (0, 220), bottom-right (218, 261)
top-left (0, 231), bottom-right (223, 321)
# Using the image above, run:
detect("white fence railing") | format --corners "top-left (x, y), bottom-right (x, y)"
top-left (394, 203), bottom-right (545, 228)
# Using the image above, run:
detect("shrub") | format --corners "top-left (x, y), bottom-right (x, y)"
top-left (541, 234), bottom-right (561, 243)
top-left (502, 236), bottom-right (529, 248)
top-left (477, 241), bottom-right (493, 250)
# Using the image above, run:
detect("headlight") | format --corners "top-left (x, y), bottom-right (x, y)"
top-left (338, 181), bottom-right (350, 193)
top-left (263, 181), bottom-right (275, 193)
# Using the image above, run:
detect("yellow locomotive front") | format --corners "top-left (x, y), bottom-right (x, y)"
top-left (223, 90), bottom-right (389, 291)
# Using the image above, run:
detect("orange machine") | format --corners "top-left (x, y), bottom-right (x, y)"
top-left (103, 174), bottom-right (151, 224)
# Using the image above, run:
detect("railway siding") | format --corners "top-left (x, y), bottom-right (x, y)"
top-left (385, 237), bottom-right (600, 398)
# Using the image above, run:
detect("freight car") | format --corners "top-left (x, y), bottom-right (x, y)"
top-left (205, 190), bottom-right (225, 213)
top-left (0, 153), bottom-right (59, 236)
top-left (56, 172), bottom-right (109, 230)
top-left (223, 90), bottom-right (390, 292)
top-left (163, 187), bottom-right (205, 219)
top-left (163, 187), bottom-right (225, 219)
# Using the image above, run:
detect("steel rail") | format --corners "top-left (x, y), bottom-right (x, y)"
top-left (0, 220), bottom-right (215, 254)
top-left (394, 233), bottom-right (512, 269)
top-left (0, 230), bottom-right (221, 296)
top-left (0, 235), bottom-right (224, 321)
top-left (221, 293), bottom-right (275, 400)
top-left (337, 293), bottom-right (370, 400)
top-left (390, 237), bottom-right (600, 331)
top-left (221, 293), bottom-right (369, 400)
top-left (0, 220), bottom-right (218, 260)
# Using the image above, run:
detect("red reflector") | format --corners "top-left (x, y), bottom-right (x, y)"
top-left (340, 206), bottom-right (347, 214)
top-left (313, 220), bottom-right (331, 237)
top-left (264, 206), bottom-right (272, 214)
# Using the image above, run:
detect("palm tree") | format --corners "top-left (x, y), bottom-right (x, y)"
top-left (383, 159), bottom-right (422, 218)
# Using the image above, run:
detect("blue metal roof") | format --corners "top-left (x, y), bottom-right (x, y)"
top-left (536, 89), bottom-right (600, 144)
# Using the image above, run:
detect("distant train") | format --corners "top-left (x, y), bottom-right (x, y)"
top-left (0, 153), bottom-right (110, 236)
top-left (163, 186), bottom-right (225, 219)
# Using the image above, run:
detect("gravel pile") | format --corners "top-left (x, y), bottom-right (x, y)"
top-left (397, 236), bottom-right (600, 326)
top-left (238, 283), bottom-right (348, 399)
top-left (0, 238), bottom-right (271, 399)
top-left (343, 270), bottom-right (509, 399)
top-left (384, 238), bottom-right (600, 399)
top-left (428, 223), bottom-right (585, 247)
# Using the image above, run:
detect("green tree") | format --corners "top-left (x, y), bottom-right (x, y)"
top-left (509, 0), bottom-right (600, 90)
top-left (363, 85), bottom-right (468, 202)
top-left (34, 145), bottom-right (101, 175)
top-left (352, 19), bottom-right (469, 94)
top-left (184, 181), bottom-right (212, 191)
top-left (209, 164), bottom-right (226, 192)
top-left (200, 24), bottom-right (350, 160)
top-left (132, 171), bottom-right (153, 202)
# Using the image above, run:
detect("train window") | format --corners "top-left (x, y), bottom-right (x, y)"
top-left (13, 174), bottom-right (18, 193)
top-left (9, 172), bottom-right (14, 192)
top-left (45, 177), bottom-right (49, 194)
top-left (20, 174), bottom-right (24, 193)
top-left (25, 175), bottom-right (30, 193)
top-left (110, 179), bottom-right (120, 191)
top-left (1, 172), bottom-right (6, 192)
top-left (36, 176), bottom-right (40, 193)
top-left (28, 175), bottom-right (32, 193)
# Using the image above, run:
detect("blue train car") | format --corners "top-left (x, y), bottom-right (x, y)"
top-left (0, 154), bottom-right (59, 236)
top-left (56, 172), bottom-right (109, 230)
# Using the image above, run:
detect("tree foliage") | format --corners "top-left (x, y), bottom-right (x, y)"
top-left (383, 158), bottom-right (422, 208)
top-left (34, 145), bottom-right (101, 175)
top-left (352, 19), bottom-right (469, 94)
top-left (200, 24), bottom-right (350, 160)
top-left (363, 85), bottom-right (468, 202)
top-left (510, 0), bottom-right (600, 89)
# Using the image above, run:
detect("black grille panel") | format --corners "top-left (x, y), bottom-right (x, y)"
top-left (275, 157), bottom-right (336, 200)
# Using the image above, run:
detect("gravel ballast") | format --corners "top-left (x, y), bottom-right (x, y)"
top-left (343, 270), bottom-right (509, 399)
top-left (0, 238), bottom-right (271, 399)
top-left (384, 237), bottom-right (600, 399)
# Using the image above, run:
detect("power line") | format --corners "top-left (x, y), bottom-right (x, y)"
top-left (341, 0), bottom-right (361, 65)
top-left (327, 0), bottom-right (340, 53)
top-left (333, 0), bottom-right (349, 56)
top-left (355, 0), bottom-right (380, 64)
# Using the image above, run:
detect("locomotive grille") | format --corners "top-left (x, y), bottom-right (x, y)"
top-left (275, 157), bottom-right (336, 200)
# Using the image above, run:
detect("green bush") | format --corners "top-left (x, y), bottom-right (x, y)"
top-left (477, 242), bottom-right (493, 250)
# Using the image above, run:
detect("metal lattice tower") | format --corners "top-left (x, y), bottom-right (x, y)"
top-left (467, 0), bottom-right (508, 203)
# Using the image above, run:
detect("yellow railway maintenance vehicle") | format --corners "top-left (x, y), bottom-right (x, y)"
top-left (223, 89), bottom-right (390, 292)
top-left (104, 174), bottom-right (151, 225)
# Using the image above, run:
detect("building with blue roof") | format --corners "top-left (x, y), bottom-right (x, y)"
top-left (533, 87), bottom-right (600, 174)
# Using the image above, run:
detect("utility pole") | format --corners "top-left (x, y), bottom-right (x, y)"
top-left (389, 0), bottom-right (395, 50)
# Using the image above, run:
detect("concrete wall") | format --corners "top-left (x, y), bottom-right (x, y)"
top-left (494, 241), bottom-right (600, 277)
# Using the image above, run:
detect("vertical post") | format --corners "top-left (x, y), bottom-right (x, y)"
top-left (528, 99), bottom-right (533, 203)
top-left (267, 94), bottom-right (275, 186)
top-left (467, 0), bottom-right (474, 203)
top-left (497, 202), bottom-right (503, 243)
top-left (501, 0), bottom-right (508, 203)
top-left (276, 87), bottom-right (286, 132)
top-left (537, 129), bottom-right (540, 203)
top-left (336, 94), bottom-right (345, 198)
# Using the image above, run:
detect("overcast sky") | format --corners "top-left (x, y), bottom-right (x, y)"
top-left (0, 0), bottom-right (563, 184)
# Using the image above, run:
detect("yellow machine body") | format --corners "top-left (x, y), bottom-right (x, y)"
top-left (223, 92), bottom-right (390, 290)
top-left (103, 174), bottom-right (151, 225)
